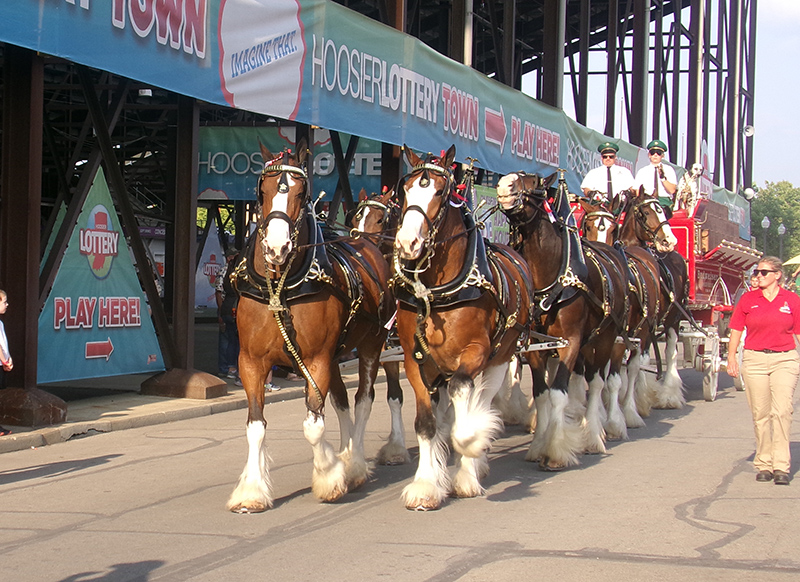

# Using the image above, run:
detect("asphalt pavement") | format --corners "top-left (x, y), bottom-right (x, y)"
top-left (2, 339), bottom-right (800, 581)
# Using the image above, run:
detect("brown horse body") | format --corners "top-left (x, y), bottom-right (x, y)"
top-left (349, 188), bottom-right (411, 465)
top-left (393, 146), bottom-right (532, 509)
top-left (226, 140), bottom-right (393, 513)
top-left (497, 172), bottom-right (630, 466)
top-left (584, 187), bottom-right (688, 410)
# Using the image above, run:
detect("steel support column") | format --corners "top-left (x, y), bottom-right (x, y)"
top-left (0, 46), bottom-right (43, 391)
top-left (172, 95), bottom-right (199, 370)
top-left (724, 0), bottom-right (743, 191)
top-left (686, 0), bottom-right (705, 167)
top-left (380, 0), bottom-right (406, 191)
top-left (542, 0), bottom-right (566, 107)
top-left (576, 0), bottom-right (590, 125)
top-left (604, 0), bottom-right (619, 136)
top-left (630, 0), bottom-right (650, 146)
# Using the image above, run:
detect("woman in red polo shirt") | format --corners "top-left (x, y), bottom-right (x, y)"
top-left (727, 256), bottom-right (800, 485)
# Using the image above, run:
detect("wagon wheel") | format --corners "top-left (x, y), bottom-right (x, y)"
top-left (702, 328), bottom-right (720, 401)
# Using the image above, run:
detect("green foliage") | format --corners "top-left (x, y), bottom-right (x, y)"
top-left (750, 181), bottom-right (800, 261)
top-left (196, 205), bottom-right (236, 235)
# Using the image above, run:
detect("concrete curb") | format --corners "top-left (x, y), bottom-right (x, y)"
top-left (0, 386), bottom-right (307, 454)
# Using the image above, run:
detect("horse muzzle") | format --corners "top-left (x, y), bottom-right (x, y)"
top-left (394, 232), bottom-right (423, 260)
top-left (262, 225), bottom-right (293, 265)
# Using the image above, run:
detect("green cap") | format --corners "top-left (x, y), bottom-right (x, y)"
top-left (647, 139), bottom-right (667, 153)
top-left (597, 142), bottom-right (619, 154)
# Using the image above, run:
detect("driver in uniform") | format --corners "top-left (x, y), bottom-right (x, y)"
top-left (580, 142), bottom-right (634, 212)
top-left (634, 139), bottom-right (678, 217)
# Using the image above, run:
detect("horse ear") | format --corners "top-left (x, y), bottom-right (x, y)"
top-left (403, 144), bottom-right (421, 167)
top-left (259, 139), bottom-right (275, 166)
top-left (443, 144), bottom-right (456, 167)
top-left (358, 188), bottom-right (367, 202)
top-left (543, 172), bottom-right (558, 189)
top-left (295, 135), bottom-right (309, 164)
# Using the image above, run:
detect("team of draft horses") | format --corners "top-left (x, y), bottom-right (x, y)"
top-left (223, 138), bottom-right (689, 513)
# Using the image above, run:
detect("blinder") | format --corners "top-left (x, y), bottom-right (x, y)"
top-left (258, 149), bottom-right (309, 232)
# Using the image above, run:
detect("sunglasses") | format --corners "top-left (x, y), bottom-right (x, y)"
top-left (753, 269), bottom-right (777, 276)
top-left (602, 154), bottom-right (616, 159)
top-left (648, 149), bottom-right (663, 156)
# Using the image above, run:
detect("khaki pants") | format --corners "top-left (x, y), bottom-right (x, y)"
top-left (742, 349), bottom-right (800, 473)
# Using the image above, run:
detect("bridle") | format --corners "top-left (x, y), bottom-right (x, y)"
top-left (350, 189), bottom-right (400, 240)
top-left (581, 203), bottom-right (616, 236)
top-left (257, 149), bottom-right (309, 238)
top-left (501, 173), bottom-right (560, 228)
top-left (630, 196), bottom-right (671, 245)
top-left (398, 157), bottom-right (455, 254)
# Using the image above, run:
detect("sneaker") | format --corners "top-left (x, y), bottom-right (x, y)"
top-left (227, 368), bottom-right (238, 379)
top-left (0, 425), bottom-right (11, 436)
top-left (265, 382), bottom-right (280, 392)
top-left (234, 377), bottom-right (243, 386)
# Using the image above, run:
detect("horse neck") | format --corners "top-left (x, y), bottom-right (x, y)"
top-left (517, 211), bottom-right (564, 288)
top-left (422, 203), bottom-right (469, 286)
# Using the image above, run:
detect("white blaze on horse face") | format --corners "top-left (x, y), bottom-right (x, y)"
top-left (652, 203), bottom-right (678, 252)
top-left (396, 174), bottom-right (437, 260)
top-left (595, 217), bottom-right (610, 244)
top-left (356, 206), bottom-right (372, 233)
top-left (262, 179), bottom-right (295, 265)
top-left (496, 173), bottom-right (520, 210)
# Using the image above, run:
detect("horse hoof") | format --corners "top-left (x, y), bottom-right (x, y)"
top-left (229, 502), bottom-right (268, 514)
top-left (539, 457), bottom-right (566, 471)
top-left (318, 484), bottom-right (348, 503)
top-left (406, 499), bottom-right (441, 511)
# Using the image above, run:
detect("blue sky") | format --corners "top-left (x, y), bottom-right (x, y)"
top-left (752, 0), bottom-right (800, 187)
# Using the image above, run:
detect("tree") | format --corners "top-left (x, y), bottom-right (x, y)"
top-left (750, 181), bottom-right (800, 260)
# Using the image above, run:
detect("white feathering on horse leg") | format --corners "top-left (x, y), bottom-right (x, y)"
top-left (636, 370), bottom-right (656, 417)
top-left (227, 420), bottom-right (274, 513)
top-left (541, 388), bottom-right (583, 468)
top-left (653, 328), bottom-right (686, 409)
top-left (583, 374), bottom-right (607, 454)
top-left (339, 396), bottom-right (374, 490)
top-left (452, 453), bottom-right (490, 498)
top-left (451, 369), bottom-right (504, 459)
top-left (493, 358), bottom-right (529, 426)
top-left (603, 372), bottom-right (628, 440)
top-left (377, 397), bottom-right (411, 465)
top-left (525, 391), bottom-right (551, 462)
top-left (303, 411), bottom-right (348, 502)
top-left (402, 431), bottom-right (451, 511)
top-left (622, 355), bottom-right (646, 428)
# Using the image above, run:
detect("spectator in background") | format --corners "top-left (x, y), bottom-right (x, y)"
top-left (727, 257), bottom-right (800, 485)
top-left (0, 290), bottom-right (13, 436)
top-left (216, 248), bottom-right (241, 383)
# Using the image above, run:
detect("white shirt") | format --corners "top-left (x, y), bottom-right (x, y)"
top-left (581, 164), bottom-right (635, 203)
top-left (0, 320), bottom-right (9, 364)
top-left (634, 163), bottom-right (678, 198)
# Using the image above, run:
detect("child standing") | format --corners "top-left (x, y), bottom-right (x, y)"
top-left (0, 290), bottom-right (12, 436)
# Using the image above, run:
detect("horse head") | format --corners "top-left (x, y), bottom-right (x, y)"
top-left (496, 172), bottom-right (557, 222)
top-left (394, 144), bottom-right (456, 261)
top-left (622, 185), bottom-right (678, 253)
top-left (578, 197), bottom-right (617, 244)
top-left (352, 186), bottom-right (400, 237)
top-left (257, 137), bottom-right (310, 266)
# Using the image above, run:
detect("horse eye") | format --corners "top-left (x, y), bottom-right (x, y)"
top-left (377, 218), bottom-right (384, 224)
